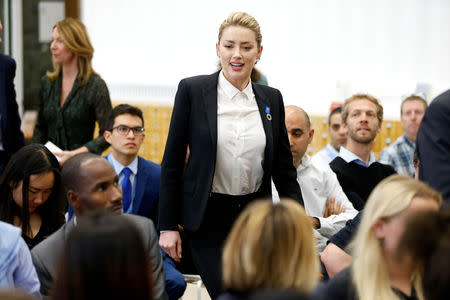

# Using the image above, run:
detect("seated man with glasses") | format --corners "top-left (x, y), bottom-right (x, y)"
top-left (103, 104), bottom-right (186, 300)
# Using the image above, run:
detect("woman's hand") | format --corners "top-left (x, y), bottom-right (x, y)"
top-left (159, 230), bottom-right (182, 262)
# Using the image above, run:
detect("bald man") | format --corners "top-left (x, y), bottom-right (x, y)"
top-left (31, 153), bottom-right (167, 299)
top-left (272, 106), bottom-right (357, 252)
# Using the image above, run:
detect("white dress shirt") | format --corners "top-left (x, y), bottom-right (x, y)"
top-left (212, 71), bottom-right (266, 195)
top-left (272, 154), bottom-right (358, 252)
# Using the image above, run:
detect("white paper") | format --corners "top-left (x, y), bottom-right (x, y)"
top-left (44, 141), bottom-right (62, 161)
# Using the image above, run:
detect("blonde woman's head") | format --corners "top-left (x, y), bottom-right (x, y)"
top-left (352, 175), bottom-right (442, 300)
top-left (48, 18), bottom-right (97, 85)
top-left (222, 199), bottom-right (319, 293)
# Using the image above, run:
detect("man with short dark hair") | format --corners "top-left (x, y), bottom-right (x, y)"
top-left (31, 154), bottom-right (168, 299)
top-left (330, 94), bottom-right (396, 210)
top-left (104, 104), bottom-right (186, 300)
top-left (378, 95), bottom-right (427, 177)
top-left (273, 106), bottom-right (357, 252)
top-left (313, 107), bottom-right (347, 165)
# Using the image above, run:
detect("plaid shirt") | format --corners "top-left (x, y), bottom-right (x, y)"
top-left (378, 135), bottom-right (415, 177)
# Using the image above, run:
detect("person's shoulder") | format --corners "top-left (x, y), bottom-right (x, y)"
top-left (31, 223), bottom-right (67, 256)
top-left (0, 53), bottom-right (15, 67)
top-left (430, 89), bottom-right (450, 110)
top-left (122, 213), bottom-right (155, 227)
top-left (87, 73), bottom-right (107, 87)
top-left (182, 72), bottom-right (218, 87)
top-left (330, 156), bottom-right (346, 168)
top-left (0, 221), bottom-right (21, 253)
top-left (138, 156), bottom-right (161, 171)
top-left (372, 161), bottom-right (396, 173)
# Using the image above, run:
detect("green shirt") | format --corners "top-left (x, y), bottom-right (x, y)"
top-left (32, 73), bottom-right (112, 154)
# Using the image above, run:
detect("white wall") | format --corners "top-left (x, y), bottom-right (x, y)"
top-left (81, 0), bottom-right (450, 119)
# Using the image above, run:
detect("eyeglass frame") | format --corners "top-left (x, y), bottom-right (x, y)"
top-left (109, 125), bottom-right (145, 136)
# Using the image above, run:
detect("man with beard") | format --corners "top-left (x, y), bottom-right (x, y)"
top-left (31, 153), bottom-right (167, 299)
top-left (378, 95), bottom-right (427, 177)
top-left (272, 106), bottom-right (357, 253)
top-left (329, 94), bottom-right (396, 210)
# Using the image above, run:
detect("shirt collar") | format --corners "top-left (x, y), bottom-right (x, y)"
top-left (402, 134), bottom-right (415, 148)
top-left (107, 153), bottom-right (138, 175)
top-left (297, 154), bottom-right (312, 172)
top-left (218, 70), bottom-right (254, 100)
top-left (339, 146), bottom-right (376, 167)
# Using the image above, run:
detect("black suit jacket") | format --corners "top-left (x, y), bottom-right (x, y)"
top-left (417, 89), bottom-right (450, 204)
top-left (0, 54), bottom-right (25, 157)
top-left (159, 71), bottom-right (302, 232)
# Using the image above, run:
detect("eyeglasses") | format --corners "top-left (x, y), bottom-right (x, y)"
top-left (110, 125), bottom-right (145, 136)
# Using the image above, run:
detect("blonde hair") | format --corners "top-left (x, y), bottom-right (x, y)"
top-left (341, 94), bottom-right (383, 124)
top-left (218, 12), bottom-right (262, 49)
top-left (222, 199), bottom-right (319, 293)
top-left (47, 18), bottom-right (98, 86)
top-left (351, 175), bottom-right (442, 300)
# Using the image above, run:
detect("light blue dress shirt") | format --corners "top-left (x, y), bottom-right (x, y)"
top-left (339, 146), bottom-right (376, 168)
top-left (106, 153), bottom-right (139, 214)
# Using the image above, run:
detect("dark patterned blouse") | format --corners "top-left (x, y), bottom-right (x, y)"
top-left (32, 73), bottom-right (112, 154)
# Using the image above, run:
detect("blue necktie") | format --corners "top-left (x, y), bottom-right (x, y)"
top-left (121, 167), bottom-right (132, 212)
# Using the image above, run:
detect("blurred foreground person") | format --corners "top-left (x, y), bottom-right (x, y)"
top-left (318, 175), bottom-right (442, 300)
top-left (218, 199), bottom-right (319, 300)
top-left (397, 208), bottom-right (450, 300)
top-left (51, 211), bottom-right (153, 300)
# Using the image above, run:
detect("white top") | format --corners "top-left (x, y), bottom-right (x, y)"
top-left (272, 154), bottom-right (358, 252)
top-left (212, 71), bottom-right (266, 195)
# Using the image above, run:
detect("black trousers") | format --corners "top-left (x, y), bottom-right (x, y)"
top-left (187, 192), bottom-right (266, 299)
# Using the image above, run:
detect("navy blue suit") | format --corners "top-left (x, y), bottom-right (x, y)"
top-left (132, 156), bottom-right (161, 222)
top-left (0, 54), bottom-right (25, 173)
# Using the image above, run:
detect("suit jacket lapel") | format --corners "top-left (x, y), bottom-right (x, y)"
top-left (133, 157), bottom-right (148, 214)
top-left (253, 83), bottom-right (273, 173)
top-left (203, 72), bottom-right (220, 147)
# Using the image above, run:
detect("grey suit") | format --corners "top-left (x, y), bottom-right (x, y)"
top-left (31, 214), bottom-right (167, 300)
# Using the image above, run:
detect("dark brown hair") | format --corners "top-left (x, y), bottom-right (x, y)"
top-left (51, 211), bottom-right (154, 300)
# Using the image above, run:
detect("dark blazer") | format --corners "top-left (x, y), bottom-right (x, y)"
top-left (159, 71), bottom-right (303, 232)
top-left (417, 89), bottom-right (450, 204)
top-left (31, 214), bottom-right (168, 300)
top-left (0, 54), bottom-right (25, 157)
top-left (132, 156), bottom-right (161, 223)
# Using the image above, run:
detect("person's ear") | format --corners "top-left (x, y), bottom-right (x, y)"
top-left (67, 190), bottom-right (81, 212)
top-left (308, 129), bottom-right (315, 144)
top-left (372, 219), bottom-right (386, 240)
top-left (104, 129), bottom-right (112, 143)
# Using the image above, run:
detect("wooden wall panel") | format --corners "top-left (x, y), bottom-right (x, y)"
top-left (101, 104), bottom-right (402, 164)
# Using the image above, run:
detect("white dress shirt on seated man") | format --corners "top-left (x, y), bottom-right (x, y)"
top-left (272, 154), bottom-right (358, 252)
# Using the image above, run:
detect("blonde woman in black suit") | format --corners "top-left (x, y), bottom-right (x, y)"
top-left (159, 12), bottom-right (303, 299)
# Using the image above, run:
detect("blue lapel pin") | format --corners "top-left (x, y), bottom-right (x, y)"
top-left (265, 106), bottom-right (272, 121)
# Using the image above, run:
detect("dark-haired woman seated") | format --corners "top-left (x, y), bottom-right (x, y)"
top-left (0, 144), bottom-right (65, 249)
